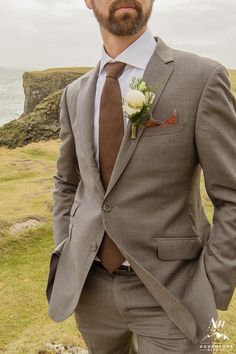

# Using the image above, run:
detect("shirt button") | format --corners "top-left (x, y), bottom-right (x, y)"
top-left (102, 203), bottom-right (112, 212)
top-left (90, 242), bottom-right (98, 252)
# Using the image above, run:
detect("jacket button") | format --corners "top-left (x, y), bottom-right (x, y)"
top-left (90, 242), bottom-right (98, 252)
top-left (102, 203), bottom-right (112, 212)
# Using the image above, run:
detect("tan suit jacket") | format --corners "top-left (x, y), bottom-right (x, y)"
top-left (46, 37), bottom-right (236, 343)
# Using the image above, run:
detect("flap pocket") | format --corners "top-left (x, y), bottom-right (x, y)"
top-left (70, 202), bottom-right (80, 216)
top-left (156, 236), bottom-right (203, 260)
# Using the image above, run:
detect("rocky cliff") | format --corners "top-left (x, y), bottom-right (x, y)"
top-left (23, 67), bottom-right (91, 114)
top-left (0, 67), bottom-right (92, 148)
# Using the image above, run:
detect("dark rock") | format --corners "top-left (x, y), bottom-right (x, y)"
top-left (40, 342), bottom-right (88, 353)
top-left (0, 90), bottom-right (62, 148)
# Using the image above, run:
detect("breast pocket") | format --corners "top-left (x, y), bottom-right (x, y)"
top-left (142, 108), bottom-right (185, 137)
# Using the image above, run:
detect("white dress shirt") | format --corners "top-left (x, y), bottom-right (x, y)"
top-left (94, 28), bottom-right (156, 266)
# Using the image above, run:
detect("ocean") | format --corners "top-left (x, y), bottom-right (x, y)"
top-left (0, 67), bottom-right (34, 126)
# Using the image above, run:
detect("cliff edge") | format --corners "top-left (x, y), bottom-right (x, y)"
top-left (0, 67), bottom-right (92, 148)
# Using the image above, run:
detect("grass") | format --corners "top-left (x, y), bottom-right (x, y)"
top-left (0, 140), bottom-right (86, 353)
top-left (0, 224), bottom-right (85, 354)
top-left (0, 141), bottom-right (58, 238)
top-left (229, 69), bottom-right (236, 96)
top-left (0, 70), bottom-right (236, 353)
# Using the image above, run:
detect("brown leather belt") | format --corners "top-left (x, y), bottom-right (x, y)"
top-left (93, 260), bottom-right (134, 273)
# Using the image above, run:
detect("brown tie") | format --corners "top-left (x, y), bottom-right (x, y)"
top-left (97, 61), bottom-right (126, 273)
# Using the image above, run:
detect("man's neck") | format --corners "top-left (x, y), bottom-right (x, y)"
top-left (100, 26), bottom-right (147, 59)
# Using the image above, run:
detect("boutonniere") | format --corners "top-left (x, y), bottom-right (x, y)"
top-left (122, 77), bottom-right (158, 139)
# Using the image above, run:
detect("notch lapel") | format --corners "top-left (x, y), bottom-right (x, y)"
top-left (105, 37), bottom-right (174, 198)
top-left (77, 63), bottom-right (105, 200)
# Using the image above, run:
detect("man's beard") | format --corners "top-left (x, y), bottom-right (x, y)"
top-left (91, 0), bottom-right (153, 36)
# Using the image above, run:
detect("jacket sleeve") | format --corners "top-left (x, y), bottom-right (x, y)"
top-left (52, 86), bottom-right (80, 247)
top-left (195, 64), bottom-right (236, 310)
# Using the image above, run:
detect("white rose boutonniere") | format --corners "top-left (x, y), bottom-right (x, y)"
top-left (123, 77), bottom-right (157, 139)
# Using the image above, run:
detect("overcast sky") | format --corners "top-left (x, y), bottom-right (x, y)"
top-left (0, 0), bottom-right (235, 69)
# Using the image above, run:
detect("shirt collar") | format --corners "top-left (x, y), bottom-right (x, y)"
top-left (99, 28), bottom-right (157, 75)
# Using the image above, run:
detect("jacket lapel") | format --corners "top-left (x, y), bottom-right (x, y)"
top-left (105, 37), bottom-right (174, 198)
top-left (78, 63), bottom-right (105, 199)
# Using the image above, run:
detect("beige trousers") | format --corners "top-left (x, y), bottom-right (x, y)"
top-left (74, 262), bottom-right (206, 354)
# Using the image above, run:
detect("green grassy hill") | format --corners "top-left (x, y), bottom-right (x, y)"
top-left (32, 67), bottom-right (92, 74)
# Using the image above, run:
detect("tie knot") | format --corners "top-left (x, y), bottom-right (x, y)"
top-left (105, 61), bottom-right (126, 79)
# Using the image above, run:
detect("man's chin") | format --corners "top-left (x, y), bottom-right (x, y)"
top-left (112, 12), bottom-right (139, 27)
top-left (107, 11), bottom-right (144, 36)
top-left (113, 10), bottom-right (138, 21)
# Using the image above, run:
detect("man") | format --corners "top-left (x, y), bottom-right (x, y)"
top-left (46, 0), bottom-right (236, 353)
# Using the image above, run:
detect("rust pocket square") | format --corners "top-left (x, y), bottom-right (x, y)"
top-left (146, 109), bottom-right (177, 128)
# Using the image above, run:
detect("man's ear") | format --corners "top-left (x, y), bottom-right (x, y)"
top-left (84, 0), bottom-right (93, 9)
